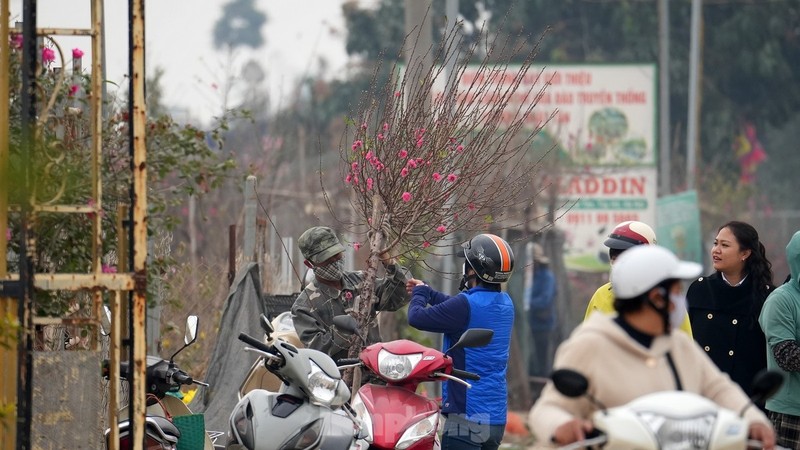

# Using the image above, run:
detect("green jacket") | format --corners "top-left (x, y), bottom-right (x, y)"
top-left (291, 264), bottom-right (411, 362)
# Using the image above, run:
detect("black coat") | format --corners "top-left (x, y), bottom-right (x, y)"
top-left (687, 272), bottom-right (771, 397)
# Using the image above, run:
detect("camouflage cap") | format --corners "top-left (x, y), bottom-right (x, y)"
top-left (298, 226), bottom-right (346, 265)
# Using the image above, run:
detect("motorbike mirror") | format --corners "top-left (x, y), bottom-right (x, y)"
top-left (185, 316), bottom-right (199, 345)
top-left (170, 315), bottom-right (199, 362)
top-left (445, 328), bottom-right (494, 354)
top-left (551, 369), bottom-right (590, 398)
top-left (748, 369), bottom-right (784, 407)
top-left (260, 314), bottom-right (274, 336)
top-left (100, 305), bottom-right (112, 336)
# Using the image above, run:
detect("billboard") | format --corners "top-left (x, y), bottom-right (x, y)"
top-left (436, 64), bottom-right (657, 271)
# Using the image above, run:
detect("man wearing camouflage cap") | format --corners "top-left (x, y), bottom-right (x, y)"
top-left (291, 226), bottom-right (416, 362)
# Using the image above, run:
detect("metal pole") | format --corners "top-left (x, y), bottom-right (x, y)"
top-left (129, 0), bottom-right (148, 446)
top-left (16, 1), bottom-right (38, 447)
top-left (686, 0), bottom-right (702, 190)
top-left (658, 0), bottom-right (671, 196)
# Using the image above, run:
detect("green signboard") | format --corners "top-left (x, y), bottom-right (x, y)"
top-left (656, 190), bottom-right (703, 264)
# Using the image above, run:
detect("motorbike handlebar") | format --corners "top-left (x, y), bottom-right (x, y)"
top-left (337, 358), bottom-right (361, 365)
top-left (238, 332), bottom-right (271, 353)
top-left (451, 369), bottom-right (480, 381)
top-left (172, 371), bottom-right (193, 385)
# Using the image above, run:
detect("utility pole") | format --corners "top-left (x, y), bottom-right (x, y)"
top-left (658, 0), bottom-right (671, 196)
top-left (686, 0), bottom-right (703, 190)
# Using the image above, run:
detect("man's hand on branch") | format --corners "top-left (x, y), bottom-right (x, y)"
top-left (406, 279), bottom-right (424, 295)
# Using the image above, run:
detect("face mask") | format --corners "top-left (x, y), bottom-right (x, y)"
top-left (314, 258), bottom-right (344, 281)
top-left (669, 293), bottom-right (688, 330)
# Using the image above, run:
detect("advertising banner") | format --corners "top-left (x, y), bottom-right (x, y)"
top-left (656, 190), bottom-right (703, 264)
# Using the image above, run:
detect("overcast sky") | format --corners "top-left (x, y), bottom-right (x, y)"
top-left (10, 0), bottom-right (352, 124)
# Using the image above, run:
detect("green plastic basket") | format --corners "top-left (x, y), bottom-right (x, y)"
top-left (172, 413), bottom-right (207, 450)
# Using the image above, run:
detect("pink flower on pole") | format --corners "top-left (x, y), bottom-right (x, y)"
top-left (102, 264), bottom-right (117, 274)
top-left (436, 225), bottom-right (447, 233)
top-left (10, 34), bottom-right (22, 49)
top-left (351, 162), bottom-right (359, 171)
top-left (422, 241), bottom-right (431, 248)
top-left (447, 173), bottom-right (457, 182)
top-left (402, 192), bottom-right (412, 202)
top-left (398, 149), bottom-right (408, 158)
top-left (72, 48), bottom-right (84, 59)
top-left (42, 47), bottom-right (55, 63)
top-left (400, 168), bottom-right (409, 177)
top-left (366, 178), bottom-right (374, 190)
top-left (69, 85), bottom-right (79, 96)
top-left (352, 140), bottom-right (363, 151)
top-left (353, 242), bottom-right (362, 251)
top-left (433, 173), bottom-right (442, 182)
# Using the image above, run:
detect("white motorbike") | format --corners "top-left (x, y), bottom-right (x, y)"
top-left (226, 315), bottom-right (365, 450)
top-left (551, 368), bottom-right (785, 450)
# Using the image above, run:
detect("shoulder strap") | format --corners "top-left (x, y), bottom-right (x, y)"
top-left (665, 351), bottom-right (683, 391)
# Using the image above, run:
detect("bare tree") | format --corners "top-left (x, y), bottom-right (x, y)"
top-left (327, 21), bottom-right (554, 362)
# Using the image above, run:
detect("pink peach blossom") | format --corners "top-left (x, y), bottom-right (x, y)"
top-left (10, 34), bottom-right (22, 49)
top-left (402, 192), bottom-right (412, 202)
top-left (351, 162), bottom-right (359, 171)
top-left (398, 149), bottom-right (408, 158)
top-left (447, 173), bottom-right (457, 182)
top-left (407, 159), bottom-right (418, 169)
top-left (366, 178), bottom-right (374, 190)
top-left (433, 173), bottom-right (442, 182)
top-left (42, 47), bottom-right (55, 63)
top-left (468, 203), bottom-right (476, 211)
top-left (456, 144), bottom-right (464, 152)
top-left (345, 174), bottom-right (353, 184)
top-left (422, 241), bottom-right (431, 248)
top-left (69, 85), bottom-right (79, 96)
top-left (102, 264), bottom-right (117, 274)
top-left (394, 91), bottom-right (401, 97)
top-left (377, 133), bottom-right (384, 140)
top-left (383, 123), bottom-right (389, 131)
top-left (352, 140), bottom-right (363, 151)
top-left (72, 48), bottom-right (84, 59)
top-left (353, 242), bottom-right (362, 251)
top-left (345, 291), bottom-right (353, 300)
top-left (436, 225), bottom-right (447, 233)
top-left (400, 168), bottom-right (409, 177)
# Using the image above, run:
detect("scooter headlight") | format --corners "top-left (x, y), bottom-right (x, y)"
top-left (638, 412), bottom-right (716, 450)
top-left (396, 412), bottom-right (438, 449)
top-left (377, 349), bottom-right (423, 380)
top-left (350, 391), bottom-right (373, 442)
top-left (308, 360), bottom-right (339, 405)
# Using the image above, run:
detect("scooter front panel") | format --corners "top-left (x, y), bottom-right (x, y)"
top-left (357, 384), bottom-right (439, 450)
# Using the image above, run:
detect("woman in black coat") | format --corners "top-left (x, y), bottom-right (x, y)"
top-left (687, 221), bottom-right (774, 397)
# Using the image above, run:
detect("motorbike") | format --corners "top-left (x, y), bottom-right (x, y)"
top-left (104, 315), bottom-right (222, 450)
top-left (333, 315), bottom-right (494, 450)
top-left (225, 315), bottom-right (364, 450)
top-left (550, 368), bottom-right (786, 450)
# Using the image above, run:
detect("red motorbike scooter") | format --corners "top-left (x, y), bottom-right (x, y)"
top-left (333, 316), bottom-right (493, 450)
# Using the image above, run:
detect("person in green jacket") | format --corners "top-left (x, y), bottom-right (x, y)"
top-left (759, 229), bottom-right (800, 449)
top-left (583, 220), bottom-right (693, 337)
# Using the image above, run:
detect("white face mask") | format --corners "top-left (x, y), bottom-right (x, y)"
top-left (669, 293), bottom-right (688, 330)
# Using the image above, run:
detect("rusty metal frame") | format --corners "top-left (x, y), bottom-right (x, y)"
top-left (0, 0), bottom-right (148, 448)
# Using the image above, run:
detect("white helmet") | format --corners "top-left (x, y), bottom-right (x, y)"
top-left (611, 245), bottom-right (702, 299)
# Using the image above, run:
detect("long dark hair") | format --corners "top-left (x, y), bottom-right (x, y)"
top-left (719, 221), bottom-right (774, 298)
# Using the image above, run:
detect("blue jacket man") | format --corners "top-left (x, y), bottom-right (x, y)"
top-left (408, 233), bottom-right (515, 450)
